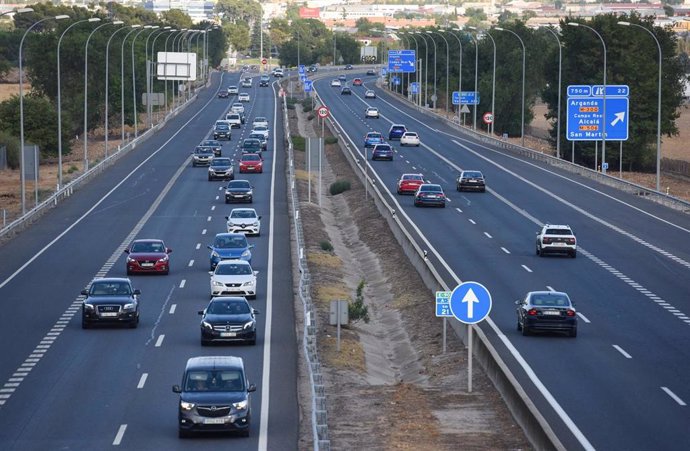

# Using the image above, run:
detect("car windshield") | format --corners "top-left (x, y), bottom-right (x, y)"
top-left (420, 185), bottom-right (442, 192)
top-left (231, 210), bottom-right (257, 219)
top-left (367, 134), bottom-right (382, 139)
top-left (404, 133), bottom-right (417, 137)
top-left (254, 126), bottom-right (267, 131)
top-left (463, 172), bottom-right (483, 178)
top-left (228, 181), bottom-right (250, 189)
top-left (130, 241), bottom-right (165, 253)
top-left (249, 134), bottom-right (265, 141)
top-left (196, 147), bottom-right (213, 154)
top-left (208, 300), bottom-right (251, 315)
top-left (233, 103), bottom-right (242, 108)
top-left (243, 140), bottom-right (260, 147)
top-left (546, 228), bottom-right (573, 235)
top-left (529, 293), bottom-right (571, 307)
top-left (215, 263), bottom-right (253, 276)
top-left (215, 125), bottom-right (229, 131)
top-left (184, 370), bottom-right (245, 392)
top-left (202, 141), bottom-right (219, 146)
top-left (392, 126), bottom-right (405, 132)
top-left (211, 158), bottom-right (232, 166)
top-left (90, 281), bottom-right (131, 296)
top-left (403, 175), bottom-right (423, 181)
top-left (375, 145), bottom-right (391, 151)
top-left (254, 117), bottom-right (266, 123)
top-left (243, 154), bottom-right (261, 161)
top-left (214, 235), bottom-right (248, 249)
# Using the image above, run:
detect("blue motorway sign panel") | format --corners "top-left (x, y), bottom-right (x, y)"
top-left (381, 68), bottom-right (387, 76)
top-left (298, 65), bottom-right (305, 74)
top-left (300, 75), bottom-right (307, 83)
top-left (388, 50), bottom-right (415, 73)
top-left (567, 85), bottom-right (591, 97)
top-left (566, 97), bottom-right (629, 141)
top-left (453, 91), bottom-right (479, 105)
top-left (304, 80), bottom-right (313, 92)
top-left (392, 76), bottom-right (400, 86)
top-left (435, 291), bottom-right (452, 317)
top-left (449, 282), bottom-right (492, 325)
top-left (592, 85), bottom-right (629, 97)
top-left (410, 82), bottom-right (419, 94)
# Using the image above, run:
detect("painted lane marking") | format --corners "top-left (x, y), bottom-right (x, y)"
top-left (468, 219), bottom-right (476, 225)
top-left (188, 260), bottom-right (194, 267)
top-left (521, 265), bottom-right (533, 273)
top-left (484, 232), bottom-right (493, 239)
top-left (113, 424), bottom-right (127, 445)
top-left (154, 335), bottom-right (165, 347)
top-left (501, 247), bottom-right (511, 254)
top-left (661, 387), bottom-right (687, 406)
top-left (137, 373), bottom-right (148, 389)
top-left (612, 345), bottom-right (632, 359)
top-left (169, 304), bottom-right (177, 314)
top-left (179, 280), bottom-right (186, 288)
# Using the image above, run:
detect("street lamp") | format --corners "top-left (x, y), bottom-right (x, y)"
top-left (0, 7), bottom-right (33, 18)
top-left (415, 31), bottom-right (430, 108)
top-left (131, 26), bottom-right (154, 138)
top-left (162, 29), bottom-right (179, 115)
top-left (19, 13), bottom-right (68, 214)
top-left (538, 26), bottom-right (563, 159)
top-left (405, 32), bottom-right (421, 107)
top-left (425, 31), bottom-right (439, 110)
top-left (104, 25), bottom-right (133, 156)
top-left (170, 29), bottom-right (187, 111)
top-left (83, 20), bottom-right (122, 172)
top-left (447, 29), bottom-right (463, 119)
top-left (618, 20), bottom-right (662, 190)
top-left (430, 30), bottom-right (450, 116)
top-left (146, 26), bottom-right (170, 128)
top-left (568, 22), bottom-right (607, 173)
top-left (496, 27), bottom-right (526, 147)
top-left (469, 27), bottom-right (496, 135)
top-left (57, 17), bottom-right (101, 189)
top-left (121, 25), bottom-right (142, 143)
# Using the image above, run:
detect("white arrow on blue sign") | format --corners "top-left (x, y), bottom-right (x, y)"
top-left (566, 97), bottom-right (629, 141)
top-left (410, 82), bottom-right (419, 94)
top-left (435, 291), bottom-right (452, 317)
top-left (304, 80), bottom-right (313, 92)
top-left (449, 282), bottom-right (492, 324)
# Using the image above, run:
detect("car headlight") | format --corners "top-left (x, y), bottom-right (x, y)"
top-left (127, 257), bottom-right (135, 263)
top-left (212, 280), bottom-right (224, 287)
top-left (201, 321), bottom-right (213, 330)
top-left (241, 250), bottom-right (251, 258)
top-left (180, 401), bottom-right (195, 411)
top-left (83, 303), bottom-right (94, 310)
top-left (123, 303), bottom-right (136, 311)
top-left (242, 280), bottom-right (254, 287)
top-left (158, 256), bottom-right (168, 262)
top-left (252, 221), bottom-right (259, 227)
top-left (211, 251), bottom-right (220, 259)
top-left (243, 320), bottom-right (255, 330)
top-left (232, 400), bottom-right (248, 410)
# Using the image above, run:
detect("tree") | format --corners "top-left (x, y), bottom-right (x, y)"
top-left (224, 22), bottom-right (250, 53)
top-left (0, 129), bottom-right (20, 169)
top-left (268, 19), bottom-right (291, 47)
top-left (160, 9), bottom-right (193, 30)
top-left (215, 0), bottom-right (262, 25)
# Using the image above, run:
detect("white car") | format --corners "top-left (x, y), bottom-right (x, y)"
top-left (273, 68), bottom-right (284, 78)
top-left (364, 90), bottom-right (376, 99)
top-left (331, 79), bottom-right (342, 87)
top-left (251, 125), bottom-right (269, 139)
top-left (227, 86), bottom-right (238, 94)
top-left (226, 208), bottom-right (261, 236)
top-left (400, 131), bottom-right (420, 147)
top-left (209, 260), bottom-right (258, 299)
top-left (225, 114), bottom-right (242, 128)
top-left (231, 103), bottom-right (245, 114)
top-left (536, 224), bottom-right (577, 258)
top-left (238, 92), bottom-right (251, 102)
top-left (365, 107), bottom-right (380, 119)
top-left (241, 78), bottom-right (252, 88)
top-left (252, 117), bottom-right (269, 128)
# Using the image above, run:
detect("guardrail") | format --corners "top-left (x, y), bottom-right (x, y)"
top-left (313, 87), bottom-right (565, 450)
top-left (280, 86), bottom-right (330, 451)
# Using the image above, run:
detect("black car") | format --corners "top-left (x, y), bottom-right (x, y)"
top-left (173, 356), bottom-right (256, 437)
top-left (192, 146), bottom-right (215, 167)
top-left (225, 180), bottom-right (253, 204)
top-left (208, 157), bottom-right (234, 181)
top-left (247, 133), bottom-right (268, 151)
top-left (81, 278), bottom-right (140, 329)
top-left (241, 138), bottom-right (263, 156)
top-left (307, 65), bottom-right (317, 73)
top-left (200, 140), bottom-right (222, 156)
top-left (199, 297), bottom-right (259, 346)
top-left (414, 184), bottom-right (446, 208)
top-left (345, 64), bottom-right (353, 70)
top-left (366, 69), bottom-right (376, 76)
top-left (218, 91), bottom-right (229, 99)
top-left (341, 87), bottom-right (352, 95)
top-left (516, 291), bottom-right (577, 337)
top-left (213, 124), bottom-right (231, 140)
top-left (259, 75), bottom-right (270, 87)
top-left (456, 170), bottom-right (486, 192)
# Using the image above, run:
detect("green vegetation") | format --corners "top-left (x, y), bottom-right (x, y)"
top-left (349, 279), bottom-right (370, 324)
top-left (325, 136), bottom-right (338, 145)
top-left (292, 135), bottom-right (305, 152)
top-left (329, 180), bottom-right (351, 195)
top-left (320, 240), bottom-right (334, 252)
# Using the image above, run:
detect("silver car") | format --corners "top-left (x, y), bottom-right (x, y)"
top-left (225, 208), bottom-right (261, 236)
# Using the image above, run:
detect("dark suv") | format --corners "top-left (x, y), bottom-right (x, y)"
top-left (81, 278), bottom-right (140, 329)
top-left (173, 356), bottom-right (256, 438)
top-left (388, 124), bottom-right (407, 140)
top-left (213, 124), bottom-right (231, 140)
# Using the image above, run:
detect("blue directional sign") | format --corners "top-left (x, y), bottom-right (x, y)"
top-left (449, 282), bottom-right (492, 325)
top-left (435, 291), bottom-right (452, 317)
top-left (567, 85), bottom-right (592, 97)
top-left (300, 75), bottom-right (307, 83)
top-left (566, 97), bottom-right (629, 141)
top-left (304, 80), bottom-right (313, 92)
top-left (298, 65), bottom-right (305, 74)
top-left (388, 50), bottom-right (416, 73)
top-left (392, 76), bottom-right (400, 86)
top-left (410, 82), bottom-right (419, 94)
top-left (592, 84), bottom-right (629, 97)
top-left (381, 68), bottom-right (387, 76)
top-left (453, 91), bottom-right (480, 105)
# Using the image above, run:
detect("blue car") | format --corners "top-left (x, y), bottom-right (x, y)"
top-left (364, 132), bottom-right (385, 148)
top-left (207, 233), bottom-right (254, 270)
top-left (388, 124), bottom-right (407, 140)
top-left (371, 143), bottom-right (394, 161)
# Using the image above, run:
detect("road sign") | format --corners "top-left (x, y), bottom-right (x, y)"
top-left (602, 162), bottom-right (609, 170)
top-left (381, 68), bottom-right (387, 76)
top-left (460, 105), bottom-right (471, 114)
top-left (483, 112), bottom-right (494, 124)
top-left (566, 97), bottom-right (629, 141)
top-left (567, 85), bottom-right (592, 97)
top-left (387, 50), bottom-right (416, 73)
top-left (449, 282), bottom-right (492, 324)
top-left (300, 75), bottom-right (307, 83)
top-left (592, 85), bottom-right (629, 97)
top-left (410, 82), bottom-right (419, 94)
top-left (317, 106), bottom-right (330, 119)
top-left (304, 80), bottom-right (313, 92)
top-left (453, 91), bottom-right (480, 105)
top-left (298, 65), bottom-right (305, 74)
top-left (392, 76), bottom-right (400, 86)
top-left (262, 58), bottom-right (267, 65)
top-left (436, 291), bottom-right (452, 317)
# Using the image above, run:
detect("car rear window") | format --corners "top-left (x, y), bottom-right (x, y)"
top-left (546, 229), bottom-right (572, 235)
top-left (529, 294), bottom-right (571, 307)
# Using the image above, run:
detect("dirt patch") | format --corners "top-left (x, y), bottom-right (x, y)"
top-left (289, 101), bottom-right (531, 450)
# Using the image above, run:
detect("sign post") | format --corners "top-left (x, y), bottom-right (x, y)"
top-left (482, 112), bottom-right (494, 135)
top-left (436, 291), bottom-right (452, 353)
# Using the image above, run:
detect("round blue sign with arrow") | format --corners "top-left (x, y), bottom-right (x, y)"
top-left (449, 281), bottom-right (492, 324)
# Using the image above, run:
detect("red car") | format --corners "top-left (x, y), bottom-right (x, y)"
top-left (239, 153), bottom-right (263, 173)
top-left (397, 173), bottom-right (425, 195)
top-left (125, 239), bottom-right (171, 275)
top-left (353, 78), bottom-right (363, 86)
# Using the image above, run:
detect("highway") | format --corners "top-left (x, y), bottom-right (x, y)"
top-left (315, 71), bottom-right (690, 451)
top-left (0, 71), bottom-right (298, 450)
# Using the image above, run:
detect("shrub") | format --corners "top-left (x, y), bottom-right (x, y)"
top-left (301, 99), bottom-right (314, 112)
top-left (320, 240), bottom-right (334, 252)
top-left (292, 135), bottom-right (305, 151)
top-left (329, 179), bottom-right (351, 195)
top-left (349, 279), bottom-right (370, 323)
top-left (286, 98), bottom-right (298, 110)
top-left (67, 165), bottom-right (79, 174)
top-left (306, 113), bottom-right (315, 121)
top-left (325, 136), bottom-right (338, 145)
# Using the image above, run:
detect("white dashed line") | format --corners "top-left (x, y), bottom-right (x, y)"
top-left (137, 373), bottom-right (148, 389)
top-left (576, 312), bottom-right (591, 323)
top-left (113, 424), bottom-right (127, 445)
top-left (188, 260), bottom-right (194, 267)
top-left (612, 345), bottom-right (632, 359)
top-left (468, 219), bottom-right (476, 225)
top-left (211, 205), bottom-right (216, 211)
top-left (169, 304), bottom-right (177, 314)
top-left (179, 280), bottom-right (186, 288)
top-left (546, 286), bottom-right (555, 292)
top-left (202, 229), bottom-right (207, 235)
top-left (501, 247), bottom-right (511, 254)
top-left (484, 232), bottom-right (492, 239)
top-left (661, 387), bottom-right (687, 406)
top-left (521, 265), bottom-right (533, 273)
top-left (207, 216), bottom-right (212, 222)
top-left (196, 243), bottom-right (201, 250)
top-left (155, 335), bottom-right (165, 347)
top-left (455, 207), bottom-right (463, 213)
top-left (216, 195), bottom-right (220, 200)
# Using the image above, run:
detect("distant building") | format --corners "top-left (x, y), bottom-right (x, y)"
top-left (144, 0), bottom-right (216, 23)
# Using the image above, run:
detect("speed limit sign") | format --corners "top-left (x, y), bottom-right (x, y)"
top-left (317, 106), bottom-right (330, 119)
top-left (482, 112), bottom-right (494, 124)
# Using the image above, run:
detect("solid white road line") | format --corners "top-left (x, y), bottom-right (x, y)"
top-left (661, 387), bottom-right (687, 406)
top-left (113, 424), bottom-right (127, 445)
top-left (612, 345), bottom-right (632, 359)
top-left (169, 304), bottom-right (177, 315)
top-left (137, 373), bottom-right (148, 389)
top-left (154, 335), bottom-right (165, 347)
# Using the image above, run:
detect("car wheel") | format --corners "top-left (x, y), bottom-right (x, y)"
top-left (81, 318), bottom-right (90, 329)
top-left (416, 144), bottom-right (420, 147)
top-left (163, 269), bottom-right (169, 275)
top-left (569, 328), bottom-right (578, 338)
top-left (457, 184), bottom-right (461, 192)
top-left (521, 324), bottom-right (530, 336)
top-left (208, 176), bottom-right (212, 181)
top-left (225, 199), bottom-right (229, 204)
top-left (179, 429), bottom-right (192, 439)
top-left (126, 268), bottom-right (132, 276)
top-left (571, 250), bottom-right (577, 258)
top-left (240, 429), bottom-right (250, 438)
top-left (536, 244), bottom-right (541, 256)
top-left (516, 319), bottom-right (522, 331)
top-left (201, 339), bottom-right (210, 347)
top-left (249, 339), bottom-right (256, 346)
top-left (397, 189), bottom-right (402, 195)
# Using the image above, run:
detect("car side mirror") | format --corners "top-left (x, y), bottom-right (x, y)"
top-left (172, 385), bottom-right (181, 393)
top-left (258, 216), bottom-right (262, 220)
top-left (249, 244), bottom-right (255, 249)
top-left (167, 248), bottom-right (172, 253)
top-left (247, 383), bottom-right (257, 393)
top-left (253, 271), bottom-right (259, 276)
top-left (207, 245), bottom-right (213, 250)
top-left (208, 271), bottom-right (214, 276)
top-left (198, 310), bottom-right (205, 315)
top-left (124, 249), bottom-right (130, 254)
top-left (81, 289), bottom-right (89, 296)
top-left (252, 308), bottom-right (261, 315)
top-left (225, 216), bottom-right (230, 220)
top-left (133, 289), bottom-right (141, 295)
top-left (514, 300), bottom-right (521, 305)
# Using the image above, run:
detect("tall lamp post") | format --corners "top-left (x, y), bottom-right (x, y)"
top-left (405, 32), bottom-right (421, 107)
top-left (83, 20), bottom-right (122, 172)
top-left (57, 17), bottom-right (101, 189)
top-left (568, 22), bottom-right (607, 173)
top-left (19, 12), bottom-right (64, 215)
top-left (430, 30), bottom-right (450, 115)
top-left (496, 27), bottom-right (526, 147)
top-left (146, 26), bottom-right (170, 128)
top-left (619, 21), bottom-right (662, 191)
top-left (121, 25), bottom-right (142, 143)
top-left (415, 31), bottom-right (430, 108)
top-left (162, 29), bottom-right (178, 115)
top-left (131, 26), bottom-right (154, 138)
top-left (539, 26), bottom-right (563, 159)
top-left (447, 29), bottom-right (463, 119)
top-left (104, 25), bottom-right (133, 157)
top-left (469, 27), bottom-right (496, 135)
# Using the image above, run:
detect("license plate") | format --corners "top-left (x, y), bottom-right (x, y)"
top-left (220, 332), bottom-right (237, 337)
top-left (100, 312), bottom-right (118, 317)
top-left (203, 418), bottom-right (226, 424)
top-left (141, 263), bottom-right (154, 267)
top-left (542, 311), bottom-right (561, 316)
top-left (554, 242), bottom-right (565, 246)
